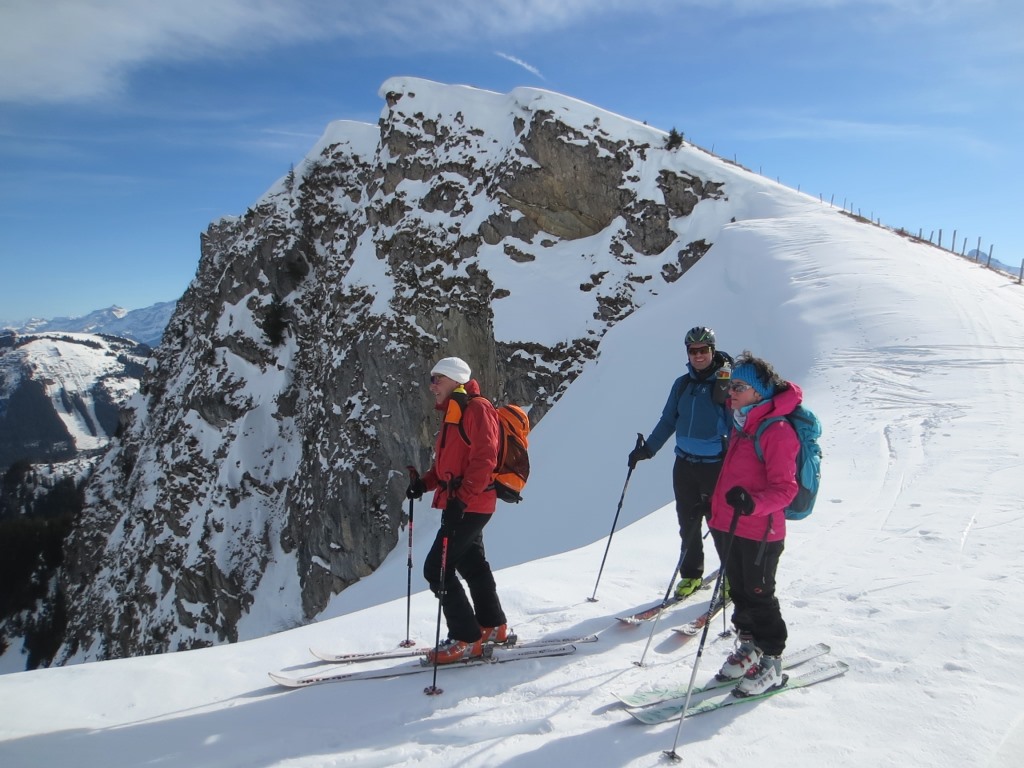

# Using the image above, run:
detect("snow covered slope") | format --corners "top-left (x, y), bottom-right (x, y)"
top-left (2, 177), bottom-right (1022, 766)
top-left (0, 332), bottom-right (147, 468)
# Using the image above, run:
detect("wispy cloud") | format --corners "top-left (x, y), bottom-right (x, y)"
top-left (0, 0), bottom-right (321, 104)
top-left (734, 113), bottom-right (930, 142)
top-left (1, 0), bottom-right (1016, 105)
top-left (494, 52), bottom-right (545, 80)
top-left (0, 0), bottom-right (639, 105)
top-left (729, 110), bottom-right (998, 156)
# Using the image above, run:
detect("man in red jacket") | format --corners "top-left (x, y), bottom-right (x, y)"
top-left (406, 357), bottom-right (509, 664)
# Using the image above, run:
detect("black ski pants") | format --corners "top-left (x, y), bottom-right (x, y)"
top-left (423, 511), bottom-right (506, 643)
top-left (672, 456), bottom-right (724, 580)
top-left (712, 530), bottom-right (788, 656)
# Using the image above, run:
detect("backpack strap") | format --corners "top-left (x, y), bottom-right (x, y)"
top-left (749, 417), bottom-right (788, 561)
top-left (452, 392), bottom-right (484, 445)
top-left (679, 363), bottom-right (731, 409)
top-left (675, 374), bottom-right (694, 409)
top-left (450, 392), bottom-right (502, 494)
top-left (441, 390), bottom-right (470, 448)
top-left (752, 417), bottom-right (787, 463)
top-left (450, 392), bottom-right (498, 446)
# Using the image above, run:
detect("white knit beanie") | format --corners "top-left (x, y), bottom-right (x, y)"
top-left (430, 357), bottom-right (472, 384)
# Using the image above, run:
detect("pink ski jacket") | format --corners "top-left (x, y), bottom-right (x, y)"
top-left (709, 383), bottom-right (802, 542)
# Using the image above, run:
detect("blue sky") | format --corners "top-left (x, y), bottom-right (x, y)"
top-left (1, 0), bottom-right (1021, 322)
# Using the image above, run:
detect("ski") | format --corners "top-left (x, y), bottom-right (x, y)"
top-left (310, 632), bottom-right (597, 664)
top-left (672, 596), bottom-right (730, 637)
top-left (617, 569), bottom-right (720, 625)
top-left (270, 643), bottom-right (578, 688)
top-left (627, 659), bottom-right (849, 724)
top-left (614, 642), bottom-right (831, 708)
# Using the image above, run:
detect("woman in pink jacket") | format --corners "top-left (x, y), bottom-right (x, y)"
top-left (709, 352), bottom-right (801, 697)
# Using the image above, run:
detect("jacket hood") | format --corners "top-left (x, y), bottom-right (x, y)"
top-left (736, 381), bottom-right (803, 434)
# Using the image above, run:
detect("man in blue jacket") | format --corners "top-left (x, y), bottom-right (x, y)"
top-left (629, 326), bottom-right (732, 597)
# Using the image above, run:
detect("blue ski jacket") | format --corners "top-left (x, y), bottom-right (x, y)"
top-left (644, 354), bottom-right (731, 460)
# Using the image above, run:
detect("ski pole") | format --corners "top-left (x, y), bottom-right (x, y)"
top-left (720, 588), bottom-right (731, 638)
top-left (637, 501), bottom-right (715, 660)
top-left (424, 530), bottom-right (450, 696)
top-left (399, 467), bottom-right (418, 648)
top-left (634, 548), bottom-right (686, 667)
top-left (588, 433), bottom-right (644, 602)
top-left (663, 505), bottom-right (742, 763)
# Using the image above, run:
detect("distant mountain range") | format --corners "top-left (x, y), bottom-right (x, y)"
top-left (967, 249), bottom-right (1019, 275)
top-left (2, 301), bottom-right (176, 348)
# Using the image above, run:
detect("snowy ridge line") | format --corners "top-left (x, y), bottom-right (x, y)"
top-left (614, 642), bottom-right (832, 708)
top-left (616, 569), bottom-right (720, 624)
top-left (309, 633), bottom-right (598, 664)
top-left (628, 659), bottom-right (850, 724)
top-left (270, 643), bottom-right (579, 688)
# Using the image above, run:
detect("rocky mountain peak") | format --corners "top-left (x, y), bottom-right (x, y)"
top-left (53, 78), bottom-right (740, 663)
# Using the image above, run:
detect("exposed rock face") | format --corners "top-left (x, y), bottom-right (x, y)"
top-left (55, 77), bottom-right (733, 662)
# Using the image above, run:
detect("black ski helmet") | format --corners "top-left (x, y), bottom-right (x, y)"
top-left (685, 326), bottom-right (716, 348)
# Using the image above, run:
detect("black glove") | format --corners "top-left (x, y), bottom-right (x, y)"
top-left (628, 445), bottom-right (653, 469)
top-left (405, 475), bottom-right (426, 500)
top-left (441, 496), bottom-right (466, 529)
top-left (725, 486), bottom-right (755, 516)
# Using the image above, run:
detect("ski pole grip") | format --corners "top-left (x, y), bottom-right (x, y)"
top-left (726, 504), bottom-right (742, 534)
top-left (634, 432), bottom-right (645, 450)
top-left (406, 465), bottom-right (419, 481)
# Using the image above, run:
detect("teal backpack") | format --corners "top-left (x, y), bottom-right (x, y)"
top-left (753, 405), bottom-right (822, 520)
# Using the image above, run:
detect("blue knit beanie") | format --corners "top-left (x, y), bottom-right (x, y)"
top-left (730, 362), bottom-right (775, 399)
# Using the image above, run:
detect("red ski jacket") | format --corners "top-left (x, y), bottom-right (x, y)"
top-left (422, 380), bottom-right (499, 514)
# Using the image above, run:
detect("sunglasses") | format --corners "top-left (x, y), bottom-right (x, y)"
top-left (728, 380), bottom-right (753, 393)
top-left (429, 375), bottom-right (446, 384)
top-left (687, 345), bottom-right (711, 356)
